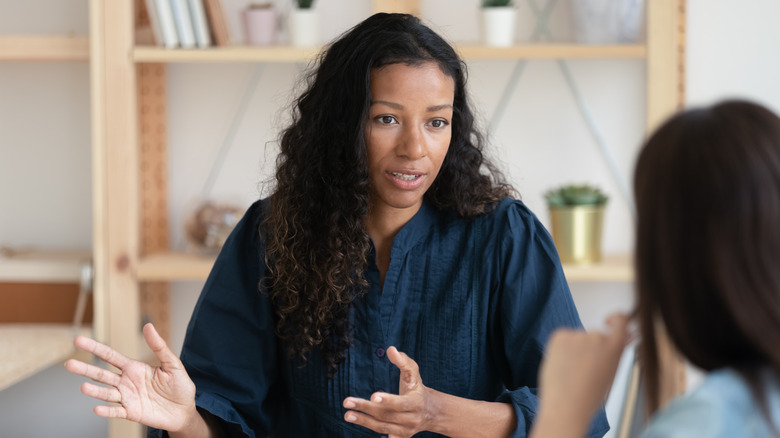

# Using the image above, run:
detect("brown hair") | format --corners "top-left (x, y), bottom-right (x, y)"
top-left (634, 100), bottom-right (780, 421)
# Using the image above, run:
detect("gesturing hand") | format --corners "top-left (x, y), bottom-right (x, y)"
top-left (64, 323), bottom-right (198, 433)
top-left (531, 313), bottom-right (631, 438)
top-left (343, 346), bottom-right (434, 438)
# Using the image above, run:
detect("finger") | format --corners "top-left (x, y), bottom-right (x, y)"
top-left (94, 404), bottom-right (128, 419)
top-left (344, 393), bottom-right (405, 420)
top-left (64, 359), bottom-right (121, 387)
top-left (142, 323), bottom-right (181, 370)
top-left (604, 314), bottom-right (630, 349)
top-left (74, 335), bottom-right (131, 370)
top-left (80, 381), bottom-right (122, 404)
top-left (386, 347), bottom-right (419, 390)
top-left (344, 409), bottom-right (399, 436)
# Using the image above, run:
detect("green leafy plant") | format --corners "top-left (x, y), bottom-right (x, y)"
top-left (482, 0), bottom-right (513, 7)
top-left (296, 0), bottom-right (314, 8)
top-left (544, 184), bottom-right (609, 207)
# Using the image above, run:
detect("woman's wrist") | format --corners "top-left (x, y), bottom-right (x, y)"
top-left (426, 388), bottom-right (516, 438)
top-left (529, 404), bottom-right (591, 438)
top-left (169, 405), bottom-right (216, 438)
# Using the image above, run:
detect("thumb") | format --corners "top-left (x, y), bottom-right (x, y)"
top-left (142, 323), bottom-right (181, 370)
top-left (387, 346), bottom-right (420, 390)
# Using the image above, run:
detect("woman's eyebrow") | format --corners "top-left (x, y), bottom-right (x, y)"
top-left (370, 100), bottom-right (453, 112)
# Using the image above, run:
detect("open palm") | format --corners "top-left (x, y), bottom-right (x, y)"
top-left (65, 323), bottom-right (197, 432)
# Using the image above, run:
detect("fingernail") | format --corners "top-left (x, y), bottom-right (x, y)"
top-left (344, 400), bottom-right (355, 408)
top-left (374, 395), bottom-right (383, 403)
top-left (346, 414), bottom-right (357, 422)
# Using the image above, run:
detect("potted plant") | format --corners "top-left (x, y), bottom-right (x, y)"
top-left (544, 184), bottom-right (609, 264)
top-left (288, 0), bottom-right (317, 47)
top-left (480, 0), bottom-right (517, 47)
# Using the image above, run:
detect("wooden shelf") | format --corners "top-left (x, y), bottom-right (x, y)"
top-left (457, 43), bottom-right (646, 59)
top-left (137, 251), bottom-right (632, 283)
top-left (562, 253), bottom-right (633, 282)
top-left (0, 324), bottom-right (90, 391)
top-left (133, 43), bottom-right (646, 63)
top-left (137, 252), bottom-right (216, 281)
top-left (0, 249), bottom-right (91, 283)
top-left (134, 45), bottom-right (320, 63)
top-left (0, 36), bottom-right (89, 61)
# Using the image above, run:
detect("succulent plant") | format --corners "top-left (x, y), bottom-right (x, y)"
top-left (545, 184), bottom-right (609, 207)
top-left (482, 0), bottom-right (513, 6)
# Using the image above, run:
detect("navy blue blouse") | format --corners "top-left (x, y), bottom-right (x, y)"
top-left (150, 197), bottom-right (609, 437)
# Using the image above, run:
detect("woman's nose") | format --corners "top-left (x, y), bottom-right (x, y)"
top-left (396, 124), bottom-right (426, 160)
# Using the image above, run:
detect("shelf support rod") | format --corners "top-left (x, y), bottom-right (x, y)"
top-left (200, 63), bottom-right (267, 199)
top-left (488, 0), bottom-right (559, 133)
top-left (556, 60), bottom-right (636, 219)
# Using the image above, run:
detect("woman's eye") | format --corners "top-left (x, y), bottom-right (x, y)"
top-left (377, 115), bottom-right (396, 124)
top-left (430, 119), bottom-right (449, 128)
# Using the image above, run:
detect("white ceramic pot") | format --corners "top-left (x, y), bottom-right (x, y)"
top-left (481, 6), bottom-right (517, 47)
top-left (288, 8), bottom-right (318, 47)
top-left (570, 0), bottom-right (645, 44)
top-left (243, 7), bottom-right (278, 46)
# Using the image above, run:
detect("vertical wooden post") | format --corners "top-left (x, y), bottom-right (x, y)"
top-left (646, 0), bottom-right (684, 131)
top-left (138, 62), bottom-right (171, 345)
top-left (91, 0), bottom-right (142, 436)
top-left (645, 0), bottom-right (687, 408)
top-left (372, 0), bottom-right (421, 15)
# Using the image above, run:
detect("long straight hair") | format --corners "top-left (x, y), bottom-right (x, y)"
top-left (634, 100), bottom-right (780, 424)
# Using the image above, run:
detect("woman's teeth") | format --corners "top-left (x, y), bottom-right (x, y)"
top-left (391, 172), bottom-right (420, 181)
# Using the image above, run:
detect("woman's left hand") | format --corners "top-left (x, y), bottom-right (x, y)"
top-left (343, 346), bottom-right (433, 438)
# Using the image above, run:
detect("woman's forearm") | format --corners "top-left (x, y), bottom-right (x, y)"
top-left (426, 389), bottom-right (517, 438)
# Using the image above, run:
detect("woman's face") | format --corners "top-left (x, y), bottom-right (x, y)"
top-left (365, 61), bottom-right (454, 216)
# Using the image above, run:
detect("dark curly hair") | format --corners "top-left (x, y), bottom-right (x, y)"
top-left (261, 13), bottom-right (513, 377)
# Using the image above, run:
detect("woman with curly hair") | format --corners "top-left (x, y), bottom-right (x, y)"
top-left (66, 13), bottom-right (607, 438)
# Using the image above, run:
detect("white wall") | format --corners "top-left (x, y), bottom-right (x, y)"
top-left (2, 0), bottom-right (780, 436)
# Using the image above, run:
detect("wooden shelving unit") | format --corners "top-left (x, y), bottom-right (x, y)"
top-left (132, 43), bottom-right (645, 63)
top-left (0, 30), bottom-right (93, 392)
top-left (91, 1), bottom-right (686, 436)
top-left (0, 324), bottom-right (90, 392)
top-left (0, 249), bottom-right (93, 391)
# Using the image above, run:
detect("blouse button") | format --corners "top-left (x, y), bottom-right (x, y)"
top-left (380, 435), bottom-right (389, 438)
top-left (375, 347), bottom-right (385, 358)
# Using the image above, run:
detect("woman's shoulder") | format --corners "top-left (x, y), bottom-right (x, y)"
top-left (641, 368), bottom-right (780, 438)
top-left (476, 197), bottom-right (547, 236)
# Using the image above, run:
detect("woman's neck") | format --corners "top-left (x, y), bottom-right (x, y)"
top-left (364, 203), bottom-right (421, 285)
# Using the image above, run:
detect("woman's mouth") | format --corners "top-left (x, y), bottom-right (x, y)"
top-left (390, 171), bottom-right (421, 181)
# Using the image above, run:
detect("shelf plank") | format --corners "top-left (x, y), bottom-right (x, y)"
top-left (0, 324), bottom-right (90, 391)
top-left (0, 36), bottom-right (89, 61)
top-left (457, 44), bottom-right (646, 59)
top-left (139, 251), bottom-right (633, 283)
top-left (134, 45), bottom-right (320, 63)
top-left (137, 252), bottom-right (216, 281)
top-left (0, 249), bottom-right (91, 283)
top-left (133, 43), bottom-right (646, 63)
top-left (562, 253), bottom-right (633, 282)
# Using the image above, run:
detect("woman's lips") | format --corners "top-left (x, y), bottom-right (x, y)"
top-left (385, 170), bottom-right (425, 189)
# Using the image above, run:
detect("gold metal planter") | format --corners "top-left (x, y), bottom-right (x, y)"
top-left (549, 205), bottom-right (605, 265)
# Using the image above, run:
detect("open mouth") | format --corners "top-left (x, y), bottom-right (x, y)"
top-left (390, 171), bottom-right (421, 181)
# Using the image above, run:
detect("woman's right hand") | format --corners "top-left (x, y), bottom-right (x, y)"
top-left (65, 322), bottom-right (200, 434)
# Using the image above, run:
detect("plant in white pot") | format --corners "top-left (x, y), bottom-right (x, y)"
top-left (481, 0), bottom-right (517, 47)
top-left (289, 0), bottom-right (317, 47)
